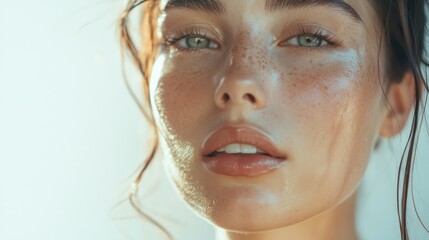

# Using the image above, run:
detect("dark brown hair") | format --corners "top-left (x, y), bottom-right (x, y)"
top-left (119, 0), bottom-right (429, 239)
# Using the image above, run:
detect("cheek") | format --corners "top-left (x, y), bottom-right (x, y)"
top-left (273, 49), bottom-right (383, 199)
top-left (150, 54), bottom-right (225, 215)
top-left (152, 55), bottom-right (221, 143)
top-left (151, 56), bottom-right (207, 157)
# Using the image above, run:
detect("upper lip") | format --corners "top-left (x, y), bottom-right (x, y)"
top-left (201, 124), bottom-right (287, 159)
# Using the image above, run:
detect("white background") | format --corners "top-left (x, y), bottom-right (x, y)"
top-left (0, 1), bottom-right (428, 239)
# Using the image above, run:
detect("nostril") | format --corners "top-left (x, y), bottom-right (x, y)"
top-left (222, 93), bottom-right (230, 103)
top-left (243, 93), bottom-right (256, 104)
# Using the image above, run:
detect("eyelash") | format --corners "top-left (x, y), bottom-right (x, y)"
top-left (162, 26), bottom-right (219, 53)
top-left (162, 25), bottom-right (344, 53)
top-left (278, 26), bottom-right (344, 50)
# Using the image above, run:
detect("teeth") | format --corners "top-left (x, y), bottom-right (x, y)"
top-left (215, 144), bottom-right (267, 154)
top-left (257, 148), bottom-right (266, 153)
top-left (225, 144), bottom-right (240, 153)
top-left (240, 144), bottom-right (257, 154)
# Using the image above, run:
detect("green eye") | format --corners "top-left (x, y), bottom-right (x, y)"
top-left (187, 37), bottom-right (210, 48)
top-left (178, 37), bottom-right (219, 49)
top-left (282, 34), bottom-right (329, 48)
top-left (297, 35), bottom-right (325, 47)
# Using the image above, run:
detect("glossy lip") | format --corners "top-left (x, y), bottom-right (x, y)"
top-left (201, 125), bottom-right (288, 177)
top-left (201, 125), bottom-right (287, 159)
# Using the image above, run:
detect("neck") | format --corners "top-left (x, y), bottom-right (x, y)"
top-left (215, 193), bottom-right (358, 240)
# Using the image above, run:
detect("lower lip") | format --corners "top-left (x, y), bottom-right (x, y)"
top-left (202, 153), bottom-right (286, 177)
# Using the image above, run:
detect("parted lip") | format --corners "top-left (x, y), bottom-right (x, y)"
top-left (201, 124), bottom-right (287, 159)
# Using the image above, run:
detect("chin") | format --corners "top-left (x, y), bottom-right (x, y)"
top-left (198, 186), bottom-right (307, 232)
top-left (210, 214), bottom-right (286, 232)
top-left (207, 204), bottom-right (305, 233)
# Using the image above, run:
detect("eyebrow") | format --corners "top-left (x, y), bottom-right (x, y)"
top-left (164, 0), bottom-right (362, 23)
top-left (266, 0), bottom-right (362, 22)
top-left (165, 0), bottom-right (225, 14)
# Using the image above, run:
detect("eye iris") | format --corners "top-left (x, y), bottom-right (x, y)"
top-left (186, 37), bottom-right (210, 48)
top-left (298, 35), bottom-right (322, 47)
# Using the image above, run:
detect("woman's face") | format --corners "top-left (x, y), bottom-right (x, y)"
top-left (149, 0), bottom-right (388, 231)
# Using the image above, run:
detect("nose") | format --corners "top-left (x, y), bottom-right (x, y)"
top-left (214, 71), bottom-right (267, 111)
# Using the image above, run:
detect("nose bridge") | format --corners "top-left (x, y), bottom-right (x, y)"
top-left (214, 33), bottom-right (268, 111)
top-left (229, 31), bottom-right (259, 72)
